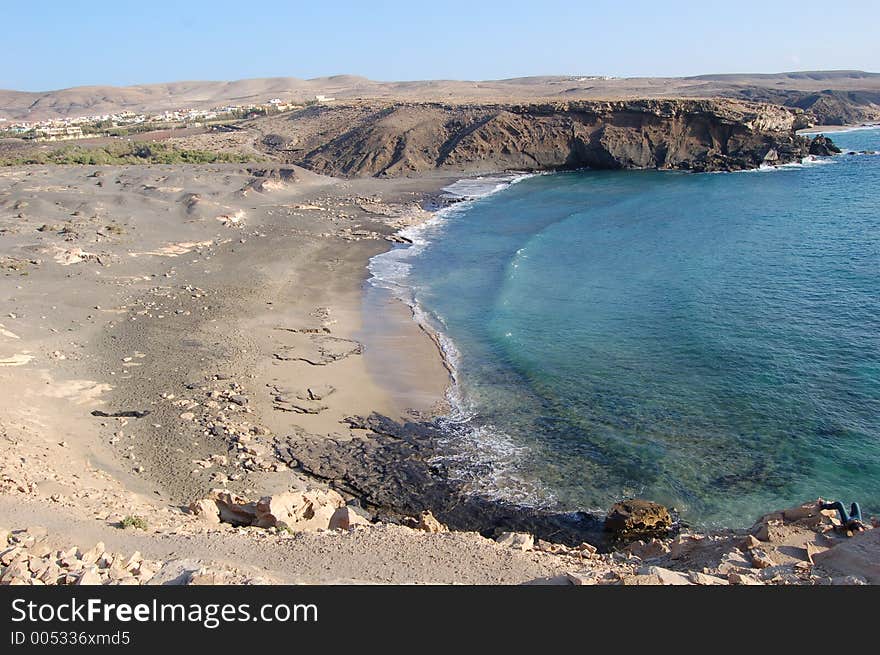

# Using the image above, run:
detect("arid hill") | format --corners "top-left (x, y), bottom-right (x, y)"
top-left (191, 98), bottom-right (822, 176)
top-left (2, 70), bottom-right (879, 124)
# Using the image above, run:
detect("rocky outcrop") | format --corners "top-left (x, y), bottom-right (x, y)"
top-left (189, 488), bottom-right (351, 532)
top-left (276, 413), bottom-right (605, 546)
top-left (604, 499), bottom-right (673, 537)
top-left (813, 529), bottom-right (880, 583)
top-left (786, 90), bottom-right (880, 126)
top-left (809, 134), bottom-right (842, 156)
top-left (288, 99), bottom-right (823, 177)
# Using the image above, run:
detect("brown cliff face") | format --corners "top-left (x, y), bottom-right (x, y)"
top-left (277, 99), bottom-right (818, 177)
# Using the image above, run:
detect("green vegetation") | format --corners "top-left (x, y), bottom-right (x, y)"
top-left (120, 515), bottom-right (149, 531)
top-left (0, 141), bottom-right (258, 166)
top-left (0, 128), bottom-right (35, 139)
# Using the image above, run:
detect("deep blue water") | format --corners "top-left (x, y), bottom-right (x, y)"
top-left (370, 128), bottom-right (880, 528)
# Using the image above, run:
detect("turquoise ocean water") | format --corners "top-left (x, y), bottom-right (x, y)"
top-left (368, 128), bottom-right (880, 528)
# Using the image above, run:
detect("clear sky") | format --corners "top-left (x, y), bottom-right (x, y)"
top-left (3, 0), bottom-right (878, 91)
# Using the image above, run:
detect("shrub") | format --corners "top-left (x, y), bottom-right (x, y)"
top-left (120, 515), bottom-right (148, 530)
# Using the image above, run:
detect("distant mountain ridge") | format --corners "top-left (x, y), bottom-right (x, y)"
top-left (688, 70), bottom-right (880, 81)
top-left (2, 70), bottom-right (879, 124)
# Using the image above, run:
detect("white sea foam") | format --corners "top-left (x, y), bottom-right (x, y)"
top-left (799, 124), bottom-right (880, 136)
top-left (368, 172), bottom-right (534, 301)
top-left (366, 172), bottom-right (553, 507)
top-left (743, 154), bottom-right (839, 173)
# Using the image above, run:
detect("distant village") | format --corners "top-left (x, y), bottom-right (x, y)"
top-left (0, 95), bottom-right (334, 142)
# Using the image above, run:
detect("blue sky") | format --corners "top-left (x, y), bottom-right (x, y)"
top-left (3, 0), bottom-right (878, 91)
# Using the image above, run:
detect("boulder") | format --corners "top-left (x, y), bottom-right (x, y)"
top-left (75, 567), bottom-right (103, 586)
top-left (203, 490), bottom-right (257, 526)
top-left (407, 510), bottom-right (449, 533)
top-left (329, 505), bottom-right (373, 530)
top-left (577, 542), bottom-right (598, 556)
top-left (751, 518), bottom-right (785, 542)
top-left (604, 499), bottom-right (672, 536)
top-left (80, 542), bottom-right (105, 566)
top-left (188, 498), bottom-right (221, 524)
top-left (728, 571), bottom-right (763, 585)
top-left (187, 570), bottom-right (218, 585)
top-left (253, 489), bottom-right (345, 532)
top-left (495, 532), bottom-right (535, 551)
top-left (1, 546), bottom-right (23, 566)
top-left (566, 571), bottom-right (600, 586)
top-left (812, 528), bottom-right (880, 583)
top-left (688, 571), bottom-right (728, 585)
top-left (0, 558), bottom-right (29, 584)
top-left (809, 135), bottom-right (842, 157)
top-left (781, 501), bottom-right (823, 522)
top-left (750, 548), bottom-right (775, 569)
top-left (740, 535), bottom-right (763, 550)
top-left (637, 565), bottom-right (692, 585)
top-left (625, 538), bottom-right (671, 560)
top-left (718, 549), bottom-right (754, 573)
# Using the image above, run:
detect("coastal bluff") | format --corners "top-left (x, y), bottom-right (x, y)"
top-left (265, 98), bottom-right (822, 176)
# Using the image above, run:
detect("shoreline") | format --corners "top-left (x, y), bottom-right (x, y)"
top-left (797, 122), bottom-right (880, 135)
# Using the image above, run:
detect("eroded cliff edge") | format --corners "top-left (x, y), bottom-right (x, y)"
top-left (263, 98), bottom-right (825, 176)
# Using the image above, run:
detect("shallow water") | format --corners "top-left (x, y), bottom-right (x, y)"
top-left (368, 129), bottom-right (880, 529)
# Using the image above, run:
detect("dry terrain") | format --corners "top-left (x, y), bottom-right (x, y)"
top-left (2, 70), bottom-right (880, 124)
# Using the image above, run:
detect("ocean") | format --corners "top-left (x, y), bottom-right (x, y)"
top-left (367, 127), bottom-right (880, 529)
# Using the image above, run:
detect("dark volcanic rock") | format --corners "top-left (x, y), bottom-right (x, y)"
top-left (809, 134), bottom-right (842, 156)
top-left (289, 99), bottom-right (815, 176)
top-left (276, 413), bottom-right (605, 546)
top-left (604, 499), bottom-right (673, 537)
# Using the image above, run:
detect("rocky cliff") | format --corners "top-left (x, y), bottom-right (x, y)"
top-left (270, 99), bottom-right (824, 177)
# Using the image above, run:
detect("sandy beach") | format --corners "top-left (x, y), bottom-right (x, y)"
top-left (1, 163), bottom-right (527, 583)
